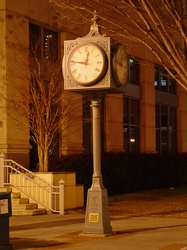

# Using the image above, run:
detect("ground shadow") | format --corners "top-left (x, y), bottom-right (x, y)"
top-left (10, 217), bottom-right (84, 232)
top-left (10, 237), bottom-right (68, 249)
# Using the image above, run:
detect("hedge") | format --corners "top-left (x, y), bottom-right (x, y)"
top-left (49, 152), bottom-right (187, 200)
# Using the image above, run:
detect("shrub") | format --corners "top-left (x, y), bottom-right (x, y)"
top-left (49, 152), bottom-right (187, 199)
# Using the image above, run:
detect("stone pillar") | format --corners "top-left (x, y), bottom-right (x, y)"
top-left (177, 85), bottom-right (187, 152)
top-left (60, 92), bottom-right (84, 155)
top-left (0, 153), bottom-right (5, 188)
top-left (105, 94), bottom-right (124, 152)
top-left (139, 60), bottom-right (157, 153)
top-left (0, 8), bottom-right (31, 168)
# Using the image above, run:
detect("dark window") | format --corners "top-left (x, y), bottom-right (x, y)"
top-left (154, 67), bottom-right (176, 94)
top-left (29, 23), bottom-right (60, 165)
top-left (129, 59), bottom-right (139, 85)
top-left (29, 23), bottom-right (41, 58)
top-left (29, 23), bottom-right (58, 61)
top-left (156, 105), bottom-right (177, 153)
top-left (123, 97), bottom-right (140, 152)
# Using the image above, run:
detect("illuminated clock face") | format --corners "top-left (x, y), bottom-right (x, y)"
top-left (112, 46), bottom-right (128, 87)
top-left (67, 43), bottom-right (108, 86)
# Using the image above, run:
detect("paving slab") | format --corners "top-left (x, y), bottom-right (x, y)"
top-left (8, 214), bottom-right (187, 250)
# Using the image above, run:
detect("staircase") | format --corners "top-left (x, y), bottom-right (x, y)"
top-left (0, 187), bottom-right (47, 215)
top-left (11, 191), bottom-right (47, 216)
top-left (1, 156), bottom-right (63, 214)
top-left (1, 155), bottom-right (83, 214)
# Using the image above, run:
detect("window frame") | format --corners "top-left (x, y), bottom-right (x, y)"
top-left (155, 104), bottom-right (177, 154)
top-left (128, 58), bottom-right (140, 85)
top-left (123, 97), bottom-right (140, 153)
top-left (29, 23), bottom-right (59, 62)
top-left (154, 66), bottom-right (176, 94)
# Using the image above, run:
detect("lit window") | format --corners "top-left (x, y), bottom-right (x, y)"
top-left (155, 67), bottom-right (176, 94)
top-left (29, 23), bottom-right (58, 61)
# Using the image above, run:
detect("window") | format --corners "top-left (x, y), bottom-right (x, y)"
top-left (29, 23), bottom-right (60, 165)
top-left (123, 97), bottom-right (140, 152)
top-left (129, 59), bottom-right (139, 85)
top-left (156, 105), bottom-right (177, 153)
top-left (29, 23), bottom-right (58, 61)
top-left (154, 67), bottom-right (176, 94)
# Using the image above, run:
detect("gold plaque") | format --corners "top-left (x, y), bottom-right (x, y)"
top-left (89, 213), bottom-right (99, 223)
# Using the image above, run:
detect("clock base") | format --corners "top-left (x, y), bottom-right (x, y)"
top-left (82, 176), bottom-right (113, 236)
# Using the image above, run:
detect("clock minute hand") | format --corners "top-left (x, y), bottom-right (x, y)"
top-left (116, 59), bottom-right (123, 67)
top-left (71, 60), bottom-right (86, 64)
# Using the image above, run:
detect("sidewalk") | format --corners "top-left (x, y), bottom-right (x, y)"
top-left (9, 214), bottom-right (187, 250)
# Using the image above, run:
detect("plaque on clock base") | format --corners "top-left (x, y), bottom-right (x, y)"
top-left (80, 176), bottom-right (114, 237)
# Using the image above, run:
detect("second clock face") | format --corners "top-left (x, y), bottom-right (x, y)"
top-left (67, 43), bottom-right (108, 86)
top-left (112, 46), bottom-right (128, 87)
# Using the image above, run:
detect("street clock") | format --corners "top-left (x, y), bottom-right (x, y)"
top-left (63, 11), bottom-right (128, 93)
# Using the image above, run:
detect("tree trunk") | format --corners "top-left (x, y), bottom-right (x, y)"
top-left (43, 148), bottom-right (49, 172)
top-left (37, 145), bottom-right (49, 172)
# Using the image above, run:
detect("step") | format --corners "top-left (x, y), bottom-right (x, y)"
top-left (12, 203), bottom-right (38, 210)
top-left (12, 208), bottom-right (47, 216)
top-left (1, 189), bottom-right (48, 216)
top-left (11, 197), bottom-right (29, 204)
top-left (0, 187), bottom-right (12, 193)
top-left (11, 192), bottom-right (21, 198)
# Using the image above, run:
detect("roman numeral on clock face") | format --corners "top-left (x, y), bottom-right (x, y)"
top-left (72, 69), bottom-right (77, 74)
top-left (95, 68), bottom-right (101, 72)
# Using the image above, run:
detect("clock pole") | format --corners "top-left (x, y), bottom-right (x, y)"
top-left (81, 95), bottom-right (113, 236)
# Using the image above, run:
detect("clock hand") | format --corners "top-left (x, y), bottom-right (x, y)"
top-left (70, 60), bottom-right (86, 64)
top-left (85, 51), bottom-right (89, 64)
top-left (116, 59), bottom-right (123, 67)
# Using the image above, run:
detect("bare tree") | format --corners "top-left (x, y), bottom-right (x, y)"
top-left (0, 15), bottom-right (83, 172)
top-left (29, 56), bottom-right (62, 172)
top-left (50, 0), bottom-right (187, 91)
top-left (10, 55), bottom-right (82, 172)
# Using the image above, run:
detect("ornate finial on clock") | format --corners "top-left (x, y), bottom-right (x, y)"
top-left (85, 10), bottom-right (104, 37)
top-left (91, 10), bottom-right (99, 25)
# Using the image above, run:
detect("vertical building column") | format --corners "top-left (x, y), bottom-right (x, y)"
top-left (0, 9), bottom-right (31, 168)
top-left (177, 85), bottom-right (187, 152)
top-left (140, 60), bottom-right (157, 153)
top-left (105, 94), bottom-right (124, 152)
top-left (60, 92), bottom-right (84, 155)
top-left (60, 32), bottom-right (85, 155)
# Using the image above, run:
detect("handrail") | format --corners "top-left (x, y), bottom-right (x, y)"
top-left (4, 160), bottom-right (59, 193)
top-left (0, 153), bottom-right (64, 214)
top-left (4, 160), bottom-right (60, 212)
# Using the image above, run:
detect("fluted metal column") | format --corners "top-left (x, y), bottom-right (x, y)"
top-left (91, 100), bottom-right (102, 182)
top-left (82, 98), bottom-right (113, 236)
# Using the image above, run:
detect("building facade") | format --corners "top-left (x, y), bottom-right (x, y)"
top-left (0, 0), bottom-right (187, 168)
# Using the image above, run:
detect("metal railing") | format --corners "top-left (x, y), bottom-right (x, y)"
top-left (0, 153), bottom-right (65, 214)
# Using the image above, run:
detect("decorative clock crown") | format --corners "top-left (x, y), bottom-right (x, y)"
top-left (85, 10), bottom-right (105, 38)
